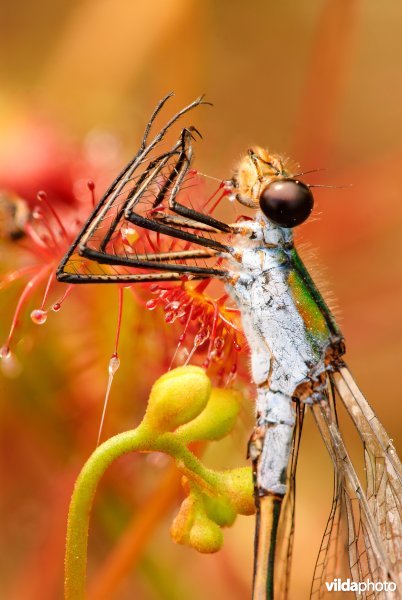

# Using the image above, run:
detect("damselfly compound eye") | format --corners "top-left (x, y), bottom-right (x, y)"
top-left (259, 179), bottom-right (314, 227)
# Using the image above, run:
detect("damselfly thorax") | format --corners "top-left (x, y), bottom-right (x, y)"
top-left (56, 96), bottom-right (402, 600)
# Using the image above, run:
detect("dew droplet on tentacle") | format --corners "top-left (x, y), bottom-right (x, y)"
top-left (87, 180), bottom-right (96, 208)
top-left (0, 345), bottom-right (11, 360)
top-left (30, 309), bottom-right (48, 325)
top-left (165, 311), bottom-right (175, 323)
top-left (51, 284), bottom-right (73, 312)
top-left (214, 337), bottom-right (225, 351)
top-left (97, 353), bottom-right (121, 447)
top-left (108, 353), bottom-right (120, 376)
top-left (0, 348), bottom-right (21, 378)
top-left (146, 299), bottom-right (158, 310)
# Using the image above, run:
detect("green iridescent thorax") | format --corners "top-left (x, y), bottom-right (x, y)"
top-left (286, 247), bottom-right (342, 353)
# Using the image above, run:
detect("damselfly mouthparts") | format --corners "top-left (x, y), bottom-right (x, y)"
top-left (57, 95), bottom-right (402, 600)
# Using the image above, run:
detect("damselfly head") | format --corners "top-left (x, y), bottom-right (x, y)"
top-left (259, 179), bottom-right (314, 228)
top-left (233, 147), bottom-right (314, 228)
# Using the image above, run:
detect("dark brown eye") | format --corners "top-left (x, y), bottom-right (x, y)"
top-left (259, 179), bottom-right (314, 228)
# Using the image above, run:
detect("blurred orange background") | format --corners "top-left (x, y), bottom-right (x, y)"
top-left (1, 2), bottom-right (402, 599)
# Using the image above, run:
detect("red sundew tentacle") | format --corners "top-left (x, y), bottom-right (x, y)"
top-left (202, 181), bottom-right (225, 210)
top-left (168, 236), bottom-right (180, 253)
top-left (235, 215), bottom-right (254, 223)
top-left (144, 231), bottom-right (158, 253)
top-left (207, 302), bottom-right (219, 359)
top-left (32, 207), bottom-right (61, 252)
top-left (218, 312), bottom-right (242, 333)
top-left (207, 190), bottom-right (227, 215)
top-left (114, 287), bottom-right (124, 356)
top-left (24, 222), bottom-right (52, 254)
top-left (52, 284), bottom-right (73, 311)
top-left (3, 264), bottom-right (52, 352)
top-left (39, 271), bottom-right (55, 310)
top-left (225, 362), bottom-right (238, 387)
top-left (0, 266), bottom-right (38, 290)
top-left (87, 181), bottom-right (96, 208)
top-left (168, 302), bottom-right (194, 370)
top-left (37, 191), bottom-right (69, 241)
top-left (194, 279), bottom-right (211, 294)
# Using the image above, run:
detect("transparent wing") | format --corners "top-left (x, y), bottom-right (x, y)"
top-left (334, 366), bottom-right (402, 581)
top-left (275, 401), bottom-right (305, 599)
top-left (310, 369), bottom-right (402, 599)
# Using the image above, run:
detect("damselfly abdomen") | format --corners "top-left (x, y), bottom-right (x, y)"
top-left (57, 95), bottom-right (402, 600)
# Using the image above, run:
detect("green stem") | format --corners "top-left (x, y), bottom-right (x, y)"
top-left (65, 426), bottom-right (150, 600)
top-left (64, 427), bottom-right (220, 600)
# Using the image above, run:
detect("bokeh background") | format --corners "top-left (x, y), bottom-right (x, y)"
top-left (1, 1), bottom-right (402, 599)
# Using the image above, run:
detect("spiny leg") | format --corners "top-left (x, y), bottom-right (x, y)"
top-left (129, 249), bottom-right (218, 262)
top-left (165, 128), bottom-right (232, 233)
top-left (150, 213), bottom-right (222, 233)
top-left (81, 246), bottom-right (226, 278)
top-left (57, 95), bottom-right (211, 281)
top-left (57, 270), bottom-right (212, 284)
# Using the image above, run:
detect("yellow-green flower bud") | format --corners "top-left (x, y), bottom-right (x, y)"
top-left (217, 467), bottom-right (255, 516)
top-left (143, 366), bottom-right (211, 432)
top-left (188, 513), bottom-right (223, 553)
top-left (170, 496), bottom-right (195, 545)
top-left (176, 388), bottom-right (242, 443)
top-left (203, 494), bottom-right (236, 527)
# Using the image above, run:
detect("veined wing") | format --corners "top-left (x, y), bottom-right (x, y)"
top-left (275, 401), bottom-right (306, 599)
top-left (56, 95), bottom-right (232, 284)
top-left (310, 369), bottom-right (401, 599)
top-left (333, 367), bottom-right (402, 583)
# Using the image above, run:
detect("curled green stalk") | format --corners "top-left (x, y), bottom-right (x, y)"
top-left (64, 366), bottom-right (254, 600)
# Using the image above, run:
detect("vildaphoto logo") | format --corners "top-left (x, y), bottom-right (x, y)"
top-left (325, 579), bottom-right (397, 593)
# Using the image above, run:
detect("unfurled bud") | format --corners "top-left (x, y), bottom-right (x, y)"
top-left (176, 388), bottom-right (242, 442)
top-left (143, 366), bottom-right (211, 432)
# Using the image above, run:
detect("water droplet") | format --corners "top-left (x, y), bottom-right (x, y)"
top-left (52, 303), bottom-right (61, 312)
top-left (30, 309), bottom-right (48, 325)
top-left (37, 191), bottom-right (47, 201)
top-left (0, 345), bottom-right (11, 360)
top-left (214, 337), bottom-right (224, 350)
top-left (233, 342), bottom-right (242, 352)
top-left (33, 207), bottom-right (44, 219)
top-left (146, 299), bottom-right (158, 310)
top-left (165, 311), bottom-right (175, 323)
top-left (194, 330), bottom-right (208, 347)
top-left (108, 354), bottom-right (120, 376)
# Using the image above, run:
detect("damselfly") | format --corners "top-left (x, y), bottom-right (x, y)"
top-left (57, 95), bottom-right (402, 600)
